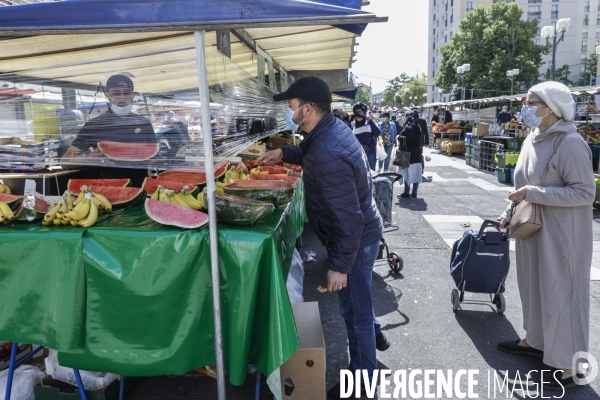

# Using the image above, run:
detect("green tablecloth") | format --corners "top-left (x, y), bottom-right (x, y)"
top-left (0, 182), bottom-right (306, 385)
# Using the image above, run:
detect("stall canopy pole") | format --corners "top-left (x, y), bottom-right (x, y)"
top-left (194, 30), bottom-right (226, 400)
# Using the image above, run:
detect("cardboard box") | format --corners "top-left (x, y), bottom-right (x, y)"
top-left (473, 123), bottom-right (490, 137)
top-left (34, 376), bottom-right (144, 400)
top-left (280, 302), bottom-right (326, 400)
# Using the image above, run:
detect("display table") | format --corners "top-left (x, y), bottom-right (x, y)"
top-left (0, 182), bottom-right (307, 386)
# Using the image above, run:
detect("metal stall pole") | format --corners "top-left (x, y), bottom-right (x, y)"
top-left (4, 343), bottom-right (18, 400)
top-left (194, 30), bottom-right (226, 400)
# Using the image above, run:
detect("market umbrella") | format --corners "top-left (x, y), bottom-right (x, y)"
top-left (0, 1), bottom-right (384, 399)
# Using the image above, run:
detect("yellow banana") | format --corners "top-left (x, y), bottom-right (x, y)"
top-left (237, 171), bottom-right (248, 180)
top-left (164, 190), bottom-right (177, 204)
top-left (67, 196), bottom-right (87, 219)
top-left (151, 186), bottom-right (161, 200)
top-left (64, 191), bottom-right (74, 210)
top-left (181, 191), bottom-right (203, 210)
top-left (69, 194), bottom-right (92, 220)
top-left (92, 196), bottom-right (103, 210)
top-left (53, 218), bottom-right (63, 225)
top-left (0, 184), bottom-right (5, 194)
top-left (92, 193), bottom-right (112, 213)
top-left (78, 199), bottom-right (98, 227)
top-left (196, 190), bottom-right (205, 209)
top-left (56, 200), bottom-right (68, 219)
top-left (0, 201), bottom-right (14, 220)
top-left (0, 215), bottom-right (6, 223)
top-left (173, 193), bottom-right (192, 208)
top-left (158, 186), bottom-right (168, 201)
top-left (216, 182), bottom-right (226, 188)
top-left (4, 185), bottom-right (10, 194)
top-left (44, 201), bottom-right (62, 221)
top-left (216, 186), bottom-right (224, 193)
top-left (62, 219), bottom-right (71, 225)
top-left (42, 219), bottom-right (53, 226)
top-left (70, 220), bottom-right (79, 226)
top-left (73, 186), bottom-right (88, 206)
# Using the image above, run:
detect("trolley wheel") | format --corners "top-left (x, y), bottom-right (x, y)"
top-left (495, 293), bottom-right (506, 314)
top-left (451, 289), bottom-right (460, 312)
top-left (387, 252), bottom-right (403, 273)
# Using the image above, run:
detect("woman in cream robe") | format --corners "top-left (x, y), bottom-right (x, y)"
top-left (497, 82), bottom-right (595, 391)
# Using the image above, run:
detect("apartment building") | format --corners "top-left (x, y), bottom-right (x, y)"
top-left (427, 0), bottom-right (494, 103)
top-left (427, 0), bottom-right (596, 104)
top-left (523, 0), bottom-right (593, 84)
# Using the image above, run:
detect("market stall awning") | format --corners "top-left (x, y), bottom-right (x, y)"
top-left (0, 0), bottom-right (381, 36)
top-left (424, 85), bottom-right (600, 108)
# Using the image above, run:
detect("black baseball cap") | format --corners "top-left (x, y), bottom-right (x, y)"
top-left (273, 76), bottom-right (332, 103)
top-left (106, 74), bottom-right (134, 91)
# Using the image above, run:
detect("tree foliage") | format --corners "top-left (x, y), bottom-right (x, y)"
top-left (355, 87), bottom-right (372, 106)
top-left (578, 53), bottom-right (598, 86)
top-left (544, 65), bottom-right (572, 86)
top-left (379, 73), bottom-right (427, 107)
top-left (434, 1), bottom-right (546, 99)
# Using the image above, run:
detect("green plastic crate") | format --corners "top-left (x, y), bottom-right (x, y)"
top-left (497, 167), bottom-right (512, 184)
top-left (589, 144), bottom-right (600, 159)
top-left (507, 139), bottom-right (525, 151)
top-left (496, 152), bottom-right (519, 168)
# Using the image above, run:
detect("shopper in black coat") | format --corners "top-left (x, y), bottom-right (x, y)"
top-left (398, 115), bottom-right (423, 199)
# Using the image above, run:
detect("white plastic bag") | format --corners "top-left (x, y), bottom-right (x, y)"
top-left (0, 365), bottom-right (45, 400)
top-left (376, 140), bottom-right (388, 161)
top-left (45, 350), bottom-right (119, 390)
top-left (286, 248), bottom-right (304, 303)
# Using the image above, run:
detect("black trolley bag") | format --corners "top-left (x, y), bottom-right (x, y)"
top-left (449, 220), bottom-right (510, 314)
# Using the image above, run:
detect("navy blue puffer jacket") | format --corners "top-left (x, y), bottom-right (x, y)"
top-left (281, 112), bottom-right (383, 274)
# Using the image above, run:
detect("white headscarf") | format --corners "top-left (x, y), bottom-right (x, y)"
top-left (529, 81), bottom-right (575, 122)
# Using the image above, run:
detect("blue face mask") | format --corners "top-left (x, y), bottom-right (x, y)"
top-left (285, 105), bottom-right (305, 131)
top-left (521, 105), bottom-right (548, 128)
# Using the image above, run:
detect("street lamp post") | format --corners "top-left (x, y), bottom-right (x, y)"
top-left (456, 63), bottom-right (470, 101)
top-left (541, 18), bottom-right (572, 81)
top-left (506, 68), bottom-right (520, 113)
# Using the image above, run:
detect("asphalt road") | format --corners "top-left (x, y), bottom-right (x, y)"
top-left (126, 151), bottom-right (600, 400)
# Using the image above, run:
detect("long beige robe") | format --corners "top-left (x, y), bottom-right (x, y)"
top-left (502, 120), bottom-right (595, 369)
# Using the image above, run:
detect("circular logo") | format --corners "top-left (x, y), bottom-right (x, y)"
top-left (572, 351), bottom-right (598, 385)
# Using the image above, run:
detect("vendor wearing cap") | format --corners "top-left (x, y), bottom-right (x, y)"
top-left (257, 77), bottom-right (387, 400)
top-left (61, 74), bottom-right (156, 186)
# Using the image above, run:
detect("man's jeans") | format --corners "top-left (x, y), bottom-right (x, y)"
top-left (328, 241), bottom-right (381, 380)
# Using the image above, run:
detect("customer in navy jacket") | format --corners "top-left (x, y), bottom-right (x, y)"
top-left (258, 77), bottom-right (387, 400)
top-left (352, 102), bottom-right (381, 171)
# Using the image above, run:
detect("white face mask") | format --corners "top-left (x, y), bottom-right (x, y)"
top-left (110, 103), bottom-right (132, 116)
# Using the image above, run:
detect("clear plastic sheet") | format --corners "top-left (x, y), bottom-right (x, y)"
top-left (45, 349), bottom-right (119, 390)
top-left (0, 33), bottom-right (287, 173)
top-left (0, 365), bottom-right (45, 400)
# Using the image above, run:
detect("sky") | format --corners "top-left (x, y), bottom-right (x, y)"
top-left (351, 0), bottom-right (429, 94)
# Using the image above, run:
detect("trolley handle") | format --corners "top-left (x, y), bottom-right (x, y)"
top-left (478, 220), bottom-right (501, 237)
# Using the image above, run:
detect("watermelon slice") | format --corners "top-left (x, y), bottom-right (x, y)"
top-left (0, 193), bottom-right (23, 210)
top-left (145, 198), bottom-right (208, 229)
top-left (223, 180), bottom-right (295, 208)
top-left (158, 163), bottom-right (229, 186)
top-left (142, 178), bottom-right (199, 197)
top-left (201, 191), bottom-right (274, 226)
top-left (68, 179), bottom-right (131, 194)
top-left (88, 186), bottom-right (145, 207)
top-left (247, 175), bottom-right (300, 186)
top-left (98, 141), bottom-right (160, 162)
top-left (14, 192), bottom-right (53, 221)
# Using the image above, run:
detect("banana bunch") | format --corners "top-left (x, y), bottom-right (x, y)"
top-left (42, 188), bottom-right (111, 227)
top-left (0, 181), bottom-right (11, 194)
top-left (151, 185), bottom-right (204, 210)
top-left (223, 166), bottom-right (248, 184)
top-left (0, 200), bottom-right (15, 224)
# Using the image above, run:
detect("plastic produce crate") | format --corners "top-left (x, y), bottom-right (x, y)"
top-left (497, 167), bottom-right (512, 184)
top-left (496, 152), bottom-right (520, 168)
top-left (507, 139), bottom-right (525, 151)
